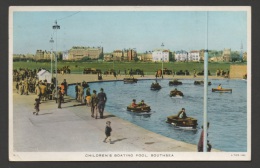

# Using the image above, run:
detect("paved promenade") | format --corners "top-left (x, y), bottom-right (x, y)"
top-left (12, 74), bottom-right (221, 153)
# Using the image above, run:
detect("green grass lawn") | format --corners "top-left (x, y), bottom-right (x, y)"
top-left (13, 61), bottom-right (246, 75)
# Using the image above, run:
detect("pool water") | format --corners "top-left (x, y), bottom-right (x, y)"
top-left (68, 79), bottom-right (247, 152)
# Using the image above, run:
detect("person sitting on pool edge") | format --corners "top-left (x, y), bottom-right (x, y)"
top-left (177, 108), bottom-right (187, 119)
top-left (138, 100), bottom-right (147, 107)
top-left (131, 99), bottom-right (137, 108)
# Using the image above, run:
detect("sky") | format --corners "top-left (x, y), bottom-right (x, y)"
top-left (12, 9), bottom-right (248, 54)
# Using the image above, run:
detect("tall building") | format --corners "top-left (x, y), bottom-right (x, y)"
top-left (122, 49), bottom-right (128, 61)
top-left (103, 54), bottom-right (113, 61)
top-left (199, 50), bottom-right (205, 61)
top-left (43, 50), bottom-right (51, 60)
top-left (62, 50), bottom-right (69, 60)
top-left (175, 50), bottom-right (188, 62)
top-left (222, 48), bottom-right (231, 62)
top-left (141, 51), bottom-right (153, 62)
top-left (111, 48), bottom-right (137, 61)
top-left (152, 49), bottom-right (169, 62)
top-left (243, 52), bottom-right (247, 62)
top-left (112, 50), bottom-right (123, 61)
top-left (68, 46), bottom-right (103, 60)
top-left (35, 50), bottom-right (44, 60)
top-left (188, 50), bottom-right (200, 62)
top-left (127, 49), bottom-right (137, 61)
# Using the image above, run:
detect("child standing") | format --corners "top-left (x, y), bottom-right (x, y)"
top-left (86, 88), bottom-right (91, 107)
top-left (33, 98), bottom-right (40, 115)
top-left (103, 121), bottom-right (112, 144)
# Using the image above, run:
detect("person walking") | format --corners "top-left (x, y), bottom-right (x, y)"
top-left (40, 82), bottom-right (47, 101)
top-left (52, 87), bottom-right (57, 103)
top-left (97, 88), bottom-right (107, 119)
top-left (216, 69), bottom-right (219, 77)
top-left (193, 69), bottom-right (197, 78)
top-left (33, 98), bottom-right (41, 115)
top-left (80, 85), bottom-right (85, 104)
top-left (24, 79), bottom-right (29, 95)
top-left (220, 69), bottom-right (223, 76)
top-left (103, 121), bottom-right (112, 144)
top-left (86, 88), bottom-right (91, 107)
top-left (113, 71), bottom-right (117, 79)
top-left (197, 122), bottom-right (212, 152)
top-left (90, 90), bottom-right (99, 119)
top-left (16, 81), bottom-right (19, 93)
top-left (35, 83), bottom-right (41, 100)
top-left (77, 84), bottom-right (83, 102)
top-left (57, 88), bottom-right (62, 109)
top-left (62, 79), bottom-right (68, 96)
top-left (75, 83), bottom-right (78, 101)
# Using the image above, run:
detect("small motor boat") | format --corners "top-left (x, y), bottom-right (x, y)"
top-left (212, 88), bottom-right (232, 93)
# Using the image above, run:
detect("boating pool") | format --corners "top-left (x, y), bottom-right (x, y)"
top-left (67, 79), bottom-right (248, 152)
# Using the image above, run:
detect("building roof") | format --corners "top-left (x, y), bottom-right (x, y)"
top-left (113, 50), bottom-right (122, 52)
top-left (153, 49), bottom-right (170, 52)
top-left (175, 50), bottom-right (188, 54)
top-left (189, 50), bottom-right (199, 53)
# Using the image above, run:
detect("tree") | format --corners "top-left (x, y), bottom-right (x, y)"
top-left (81, 56), bottom-right (91, 62)
top-left (134, 56), bottom-right (139, 62)
top-left (99, 53), bottom-right (104, 60)
top-left (231, 51), bottom-right (240, 62)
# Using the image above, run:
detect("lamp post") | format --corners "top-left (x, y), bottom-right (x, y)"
top-left (52, 20), bottom-right (60, 101)
top-left (203, 11), bottom-right (209, 152)
top-left (112, 54), bottom-right (114, 71)
top-left (161, 43), bottom-right (164, 78)
top-left (50, 37), bottom-right (54, 79)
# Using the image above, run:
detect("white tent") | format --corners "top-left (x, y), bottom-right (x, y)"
top-left (37, 69), bottom-right (52, 83)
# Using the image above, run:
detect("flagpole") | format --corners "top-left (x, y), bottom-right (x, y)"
top-left (203, 11), bottom-right (209, 152)
top-left (161, 43), bottom-right (164, 78)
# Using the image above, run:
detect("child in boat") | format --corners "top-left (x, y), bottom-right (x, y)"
top-left (131, 99), bottom-right (137, 107)
top-left (217, 84), bottom-right (222, 89)
top-left (177, 108), bottom-right (187, 119)
top-left (173, 88), bottom-right (178, 92)
top-left (138, 100), bottom-right (147, 107)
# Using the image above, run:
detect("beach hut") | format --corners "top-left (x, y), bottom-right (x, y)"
top-left (37, 69), bottom-right (52, 83)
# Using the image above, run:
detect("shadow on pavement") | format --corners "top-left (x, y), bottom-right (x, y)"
top-left (73, 103), bottom-right (86, 107)
top-left (39, 112), bottom-right (53, 116)
top-left (60, 105), bottom-right (78, 109)
top-left (103, 114), bottom-right (116, 118)
top-left (111, 138), bottom-right (127, 144)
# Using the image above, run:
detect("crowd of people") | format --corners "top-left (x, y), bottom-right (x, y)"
top-left (14, 68), bottom-right (56, 100)
top-left (74, 83), bottom-right (107, 119)
top-left (13, 68), bottom-right (70, 115)
top-left (216, 69), bottom-right (229, 78)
